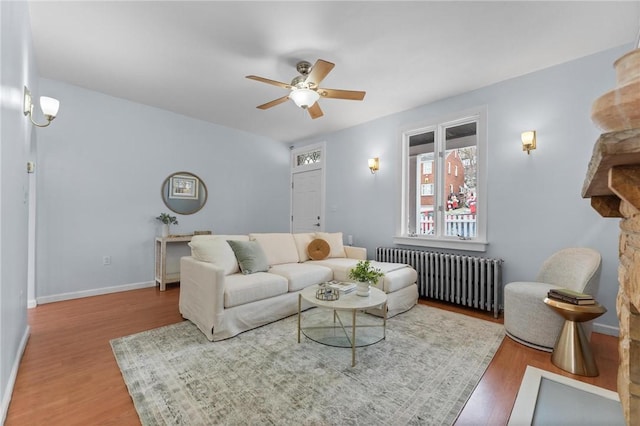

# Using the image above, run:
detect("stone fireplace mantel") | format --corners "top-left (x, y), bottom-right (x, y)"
top-left (582, 127), bottom-right (640, 424)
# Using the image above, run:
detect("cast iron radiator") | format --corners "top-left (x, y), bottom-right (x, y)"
top-left (376, 247), bottom-right (503, 318)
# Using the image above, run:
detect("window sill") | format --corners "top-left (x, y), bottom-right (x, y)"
top-left (392, 236), bottom-right (488, 252)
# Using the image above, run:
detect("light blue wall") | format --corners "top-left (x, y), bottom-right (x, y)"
top-left (0, 0), bottom-right (36, 419)
top-left (35, 80), bottom-right (290, 299)
top-left (292, 45), bottom-right (631, 334)
top-left (31, 41), bottom-right (633, 335)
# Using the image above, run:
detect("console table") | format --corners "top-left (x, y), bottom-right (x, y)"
top-left (154, 234), bottom-right (193, 291)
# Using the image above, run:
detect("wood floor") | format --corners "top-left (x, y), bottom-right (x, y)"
top-left (5, 286), bottom-right (618, 425)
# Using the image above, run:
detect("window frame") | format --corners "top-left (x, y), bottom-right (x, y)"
top-left (394, 106), bottom-right (488, 252)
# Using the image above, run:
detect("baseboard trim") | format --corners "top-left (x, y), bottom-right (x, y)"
top-left (593, 322), bottom-right (619, 337)
top-left (1, 325), bottom-right (30, 425)
top-left (36, 281), bottom-right (156, 305)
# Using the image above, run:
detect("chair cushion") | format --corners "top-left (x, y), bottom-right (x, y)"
top-left (249, 233), bottom-right (300, 265)
top-left (504, 281), bottom-right (564, 350)
top-left (227, 240), bottom-right (269, 274)
top-left (535, 248), bottom-right (601, 294)
top-left (269, 263), bottom-right (333, 292)
top-left (224, 273), bottom-right (288, 308)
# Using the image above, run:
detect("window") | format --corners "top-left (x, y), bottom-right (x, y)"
top-left (296, 149), bottom-right (321, 166)
top-left (395, 107), bottom-right (488, 251)
top-left (421, 183), bottom-right (434, 196)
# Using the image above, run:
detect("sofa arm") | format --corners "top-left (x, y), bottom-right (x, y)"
top-left (179, 256), bottom-right (226, 341)
top-left (345, 246), bottom-right (367, 260)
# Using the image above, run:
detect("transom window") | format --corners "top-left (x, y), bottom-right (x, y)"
top-left (395, 107), bottom-right (488, 252)
top-left (296, 149), bottom-right (321, 166)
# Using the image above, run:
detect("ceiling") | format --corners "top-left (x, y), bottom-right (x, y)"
top-left (28, 1), bottom-right (639, 143)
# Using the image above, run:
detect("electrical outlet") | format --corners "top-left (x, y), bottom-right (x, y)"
top-left (103, 256), bottom-right (111, 266)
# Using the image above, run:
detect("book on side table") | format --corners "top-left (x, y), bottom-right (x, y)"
top-left (547, 288), bottom-right (595, 305)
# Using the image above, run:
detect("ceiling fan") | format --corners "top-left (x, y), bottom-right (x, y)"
top-left (246, 59), bottom-right (366, 119)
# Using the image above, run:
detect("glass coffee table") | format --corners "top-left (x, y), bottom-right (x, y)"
top-left (297, 284), bottom-right (387, 367)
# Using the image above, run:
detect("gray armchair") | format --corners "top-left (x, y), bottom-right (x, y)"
top-left (504, 247), bottom-right (602, 351)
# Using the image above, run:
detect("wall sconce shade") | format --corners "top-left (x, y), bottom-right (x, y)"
top-left (368, 157), bottom-right (379, 174)
top-left (289, 88), bottom-right (320, 109)
top-left (521, 130), bottom-right (536, 154)
top-left (23, 86), bottom-right (60, 127)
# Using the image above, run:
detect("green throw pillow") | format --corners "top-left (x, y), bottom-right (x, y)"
top-left (227, 240), bottom-right (269, 274)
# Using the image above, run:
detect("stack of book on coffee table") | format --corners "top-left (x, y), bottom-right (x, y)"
top-left (327, 281), bottom-right (357, 294)
top-left (547, 288), bottom-right (595, 305)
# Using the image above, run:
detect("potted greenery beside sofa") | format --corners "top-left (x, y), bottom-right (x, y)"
top-left (348, 260), bottom-right (385, 296)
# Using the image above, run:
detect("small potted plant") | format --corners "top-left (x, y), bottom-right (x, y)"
top-left (156, 213), bottom-right (178, 237)
top-left (348, 260), bottom-right (384, 296)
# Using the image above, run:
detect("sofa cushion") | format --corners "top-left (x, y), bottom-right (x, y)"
top-left (189, 235), bottom-right (245, 275)
top-left (227, 240), bottom-right (269, 274)
top-left (293, 233), bottom-right (315, 262)
top-left (379, 264), bottom-right (418, 293)
top-left (307, 259), bottom-right (416, 292)
top-left (316, 232), bottom-right (346, 258)
top-left (249, 233), bottom-right (300, 265)
top-left (306, 258), bottom-right (359, 282)
top-left (269, 263), bottom-right (333, 292)
top-left (224, 272), bottom-right (288, 308)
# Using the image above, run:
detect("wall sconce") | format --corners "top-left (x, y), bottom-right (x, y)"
top-left (23, 86), bottom-right (60, 127)
top-left (521, 130), bottom-right (536, 155)
top-left (368, 157), bottom-right (379, 174)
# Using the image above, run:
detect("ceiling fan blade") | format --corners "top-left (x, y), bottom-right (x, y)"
top-left (246, 75), bottom-right (291, 89)
top-left (256, 95), bottom-right (290, 110)
top-left (304, 60), bottom-right (335, 88)
top-left (308, 102), bottom-right (323, 119)
top-left (318, 88), bottom-right (366, 101)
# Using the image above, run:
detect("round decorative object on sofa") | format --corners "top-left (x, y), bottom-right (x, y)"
top-left (503, 247), bottom-right (602, 352)
top-left (307, 239), bottom-right (330, 260)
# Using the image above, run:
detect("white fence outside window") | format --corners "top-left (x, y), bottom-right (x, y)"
top-left (420, 214), bottom-right (476, 238)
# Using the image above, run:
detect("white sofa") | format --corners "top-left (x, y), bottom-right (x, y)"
top-left (179, 232), bottom-right (418, 341)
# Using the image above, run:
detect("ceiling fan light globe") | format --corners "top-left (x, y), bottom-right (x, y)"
top-left (290, 88), bottom-right (319, 108)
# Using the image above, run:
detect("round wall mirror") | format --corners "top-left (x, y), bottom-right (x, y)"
top-left (161, 171), bottom-right (208, 215)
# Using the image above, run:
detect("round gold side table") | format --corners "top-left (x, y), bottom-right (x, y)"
top-left (543, 297), bottom-right (607, 377)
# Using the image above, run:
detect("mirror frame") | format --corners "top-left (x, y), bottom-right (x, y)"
top-left (161, 171), bottom-right (208, 215)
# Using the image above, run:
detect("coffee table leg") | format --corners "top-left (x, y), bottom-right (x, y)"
top-left (383, 301), bottom-right (387, 340)
top-left (297, 294), bottom-right (301, 343)
top-left (352, 309), bottom-right (357, 367)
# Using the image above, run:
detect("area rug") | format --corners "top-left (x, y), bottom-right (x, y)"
top-left (111, 305), bottom-right (504, 425)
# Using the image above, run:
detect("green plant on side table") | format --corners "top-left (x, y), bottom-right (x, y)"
top-left (156, 213), bottom-right (178, 237)
top-left (348, 260), bottom-right (384, 297)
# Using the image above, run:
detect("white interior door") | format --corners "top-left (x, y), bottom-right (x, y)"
top-left (292, 169), bottom-right (323, 233)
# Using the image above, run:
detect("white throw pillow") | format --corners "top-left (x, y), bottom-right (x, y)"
top-left (249, 233), bottom-right (300, 265)
top-left (293, 233), bottom-right (315, 262)
top-left (315, 232), bottom-right (346, 258)
top-left (189, 236), bottom-right (240, 275)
